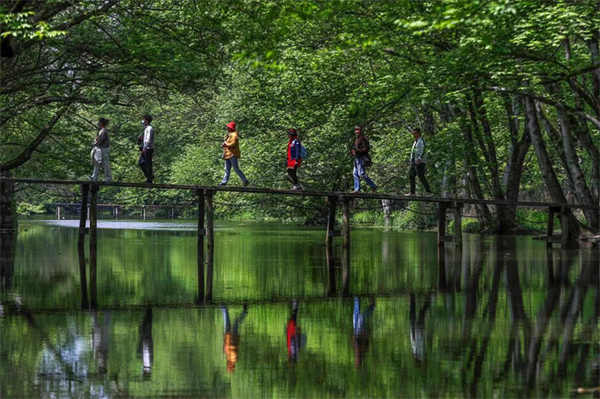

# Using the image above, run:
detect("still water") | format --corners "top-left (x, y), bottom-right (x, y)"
top-left (0, 220), bottom-right (598, 398)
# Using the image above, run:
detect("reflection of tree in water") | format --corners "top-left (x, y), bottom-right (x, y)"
top-left (0, 232), bottom-right (16, 289)
top-left (137, 308), bottom-right (154, 379)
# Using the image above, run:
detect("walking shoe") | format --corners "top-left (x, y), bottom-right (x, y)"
top-left (424, 192), bottom-right (433, 197)
top-left (351, 190), bottom-right (360, 194)
top-left (218, 182), bottom-right (227, 186)
top-left (371, 186), bottom-right (377, 194)
top-left (405, 192), bottom-right (415, 196)
top-left (292, 184), bottom-right (303, 190)
top-left (243, 180), bottom-right (250, 187)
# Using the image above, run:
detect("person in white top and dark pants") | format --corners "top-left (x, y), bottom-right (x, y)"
top-left (140, 115), bottom-right (154, 183)
top-left (407, 128), bottom-right (432, 196)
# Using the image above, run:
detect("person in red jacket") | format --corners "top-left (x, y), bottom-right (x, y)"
top-left (286, 129), bottom-right (302, 190)
top-left (286, 300), bottom-right (301, 362)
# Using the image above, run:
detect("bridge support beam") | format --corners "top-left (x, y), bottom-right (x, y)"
top-left (326, 196), bottom-right (341, 247)
top-left (205, 190), bottom-right (215, 301)
top-left (546, 206), bottom-right (570, 247)
top-left (437, 202), bottom-right (463, 248)
top-left (78, 184), bottom-right (89, 309)
top-left (195, 189), bottom-right (205, 301)
top-left (341, 196), bottom-right (351, 296)
top-left (89, 184), bottom-right (98, 308)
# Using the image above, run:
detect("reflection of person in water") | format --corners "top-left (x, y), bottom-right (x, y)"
top-left (90, 311), bottom-right (111, 374)
top-left (221, 303), bottom-right (249, 373)
top-left (286, 300), bottom-right (302, 362)
top-left (409, 294), bottom-right (431, 364)
top-left (353, 296), bottom-right (375, 368)
top-left (137, 308), bottom-right (154, 379)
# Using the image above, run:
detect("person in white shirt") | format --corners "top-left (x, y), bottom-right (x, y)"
top-left (407, 128), bottom-right (432, 196)
top-left (140, 114), bottom-right (154, 183)
top-left (90, 118), bottom-right (112, 182)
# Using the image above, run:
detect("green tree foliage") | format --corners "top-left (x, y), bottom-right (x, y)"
top-left (2, 0), bottom-right (599, 231)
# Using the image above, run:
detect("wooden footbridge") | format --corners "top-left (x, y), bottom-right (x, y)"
top-left (2, 178), bottom-right (599, 306)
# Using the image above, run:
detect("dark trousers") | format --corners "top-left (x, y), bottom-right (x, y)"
top-left (140, 149), bottom-right (154, 182)
top-left (409, 162), bottom-right (431, 194)
top-left (287, 167), bottom-right (299, 185)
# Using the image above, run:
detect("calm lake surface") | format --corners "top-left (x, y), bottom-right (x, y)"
top-left (0, 220), bottom-right (598, 398)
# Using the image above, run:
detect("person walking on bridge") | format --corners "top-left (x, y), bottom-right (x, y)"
top-left (90, 118), bottom-right (112, 182)
top-left (407, 128), bottom-right (432, 197)
top-left (286, 128), bottom-right (302, 190)
top-left (351, 125), bottom-right (377, 193)
top-left (219, 121), bottom-right (249, 187)
top-left (140, 115), bottom-right (155, 184)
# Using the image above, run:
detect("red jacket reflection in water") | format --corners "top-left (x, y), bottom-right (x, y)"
top-left (287, 300), bottom-right (300, 362)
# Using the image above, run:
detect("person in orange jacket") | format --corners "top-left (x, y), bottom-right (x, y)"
top-left (219, 121), bottom-right (249, 187)
top-left (221, 303), bottom-right (249, 373)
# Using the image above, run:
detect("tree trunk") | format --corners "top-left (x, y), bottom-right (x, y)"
top-left (0, 171), bottom-right (17, 232)
top-left (498, 94), bottom-right (531, 233)
top-left (525, 97), bottom-right (581, 241)
top-left (546, 83), bottom-right (599, 229)
top-left (461, 117), bottom-right (493, 226)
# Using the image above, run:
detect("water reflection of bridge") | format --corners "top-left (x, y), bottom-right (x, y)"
top-left (1, 235), bottom-right (598, 397)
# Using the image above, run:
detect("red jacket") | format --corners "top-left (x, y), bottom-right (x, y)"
top-left (287, 138), bottom-right (302, 168)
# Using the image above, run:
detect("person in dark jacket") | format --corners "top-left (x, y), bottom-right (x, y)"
top-left (351, 125), bottom-right (377, 193)
top-left (286, 129), bottom-right (302, 190)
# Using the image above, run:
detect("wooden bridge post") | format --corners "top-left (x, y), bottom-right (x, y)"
top-left (141, 206), bottom-right (146, 220)
top-left (453, 202), bottom-right (463, 247)
top-left (325, 196), bottom-right (338, 247)
top-left (546, 207), bottom-right (556, 248)
top-left (560, 207), bottom-right (569, 247)
top-left (78, 184), bottom-right (89, 309)
top-left (195, 189), bottom-right (205, 300)
top-left (56, 205), bottom-right (61, 220)
top-left (437, 202), bottom-right (449, 246)
top-left (205, 189), bottom-right (215, 301)
top-left (341, 196), bottom-right (351, 296)
top-left (89, 184), bottom-right (99, 308)
top-left (325, 246), bottom-right (337, 297)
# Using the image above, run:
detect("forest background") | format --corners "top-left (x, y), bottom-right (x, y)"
top-left (1, 0), bottom-right (599, 235)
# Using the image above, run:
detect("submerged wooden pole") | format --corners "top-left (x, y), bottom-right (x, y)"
top-left (78, 184), bottom-right (89, 309)
top-left (341, 196), bottom-right (351, 296)
top-left (560, 207), bottom-right (569, 247)
top-left (546, 207), bottom-right (556, 248)
top-left (437, 203), bottom-right (448, 247)
top-left (325, 246), bottom-right (336, 297)
top-left (453, 202), bottom-right (463, 248)
top-left (325, 196), bottom-right (337, 247)
top-left (196, 190), bottom-right (205, 300)
top-left (205, 190), bottom-right (215, 301)
top-left (89, 184), bottom-right (98, 308)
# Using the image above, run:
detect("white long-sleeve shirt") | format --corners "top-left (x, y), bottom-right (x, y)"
top-left (143, 125), bottom-right (154, 150)
top-left (410, 137), bottom-right (427, 163)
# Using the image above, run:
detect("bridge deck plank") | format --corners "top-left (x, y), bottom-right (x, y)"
top-left (4, 178), bottom-right (599, 210)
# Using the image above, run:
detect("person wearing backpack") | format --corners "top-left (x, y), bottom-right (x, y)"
top-left (219, 121), bottom-right (249, 187)
top-left (90, 118), bottom-right (112, 182)
top-left (351, 125), bottom-right (377, 193)
top-left (286, 128), bottom-right (303, 190)
top-left (407, 128), bottom-right (433, 197)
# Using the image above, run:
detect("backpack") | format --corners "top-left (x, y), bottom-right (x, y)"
top-left (300, 145), bottom-right (308, 161)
